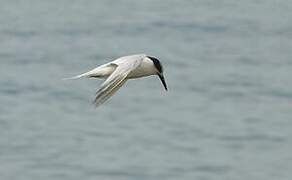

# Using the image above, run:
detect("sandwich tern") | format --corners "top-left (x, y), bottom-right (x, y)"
top-left (65, 54), bottom-right (167, 107)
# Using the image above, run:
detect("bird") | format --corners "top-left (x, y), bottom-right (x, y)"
top-left (65, 54), bottom-right (167, 107)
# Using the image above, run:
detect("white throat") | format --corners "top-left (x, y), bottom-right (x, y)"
top-left (128, 57), bottom-right (157, 78)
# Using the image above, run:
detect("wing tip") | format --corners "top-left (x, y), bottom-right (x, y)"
top-left (93, 98), bottom-right (104, 108)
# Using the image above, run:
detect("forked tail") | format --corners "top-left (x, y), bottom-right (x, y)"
top-left (62, 72), bottom-right (91, 80)
top-left (63, 65), bottom-right (112, 80)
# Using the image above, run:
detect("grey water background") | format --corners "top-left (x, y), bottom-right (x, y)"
top-left (1, 0), bottom-right (292, 180)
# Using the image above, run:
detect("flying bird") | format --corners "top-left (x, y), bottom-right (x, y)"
top-left (65, 54), bottom-right (167, 107)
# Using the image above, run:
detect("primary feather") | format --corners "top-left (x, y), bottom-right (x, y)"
top-left (93, 56), bottom-right (142, 106)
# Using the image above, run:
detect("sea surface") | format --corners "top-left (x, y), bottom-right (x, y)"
top-left (0, 0), bottom-right (292, 180)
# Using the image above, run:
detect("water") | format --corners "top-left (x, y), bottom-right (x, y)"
top-left (1, 0), bottom-right (292, 179)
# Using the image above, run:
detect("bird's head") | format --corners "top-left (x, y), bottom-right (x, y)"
top-left (147, 56), bottom-right (168, 91)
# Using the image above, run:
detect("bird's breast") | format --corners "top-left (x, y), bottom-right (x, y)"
top-left (128, 61), bottom-right (156, 78)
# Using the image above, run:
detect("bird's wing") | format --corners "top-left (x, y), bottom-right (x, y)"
top-left (94, 59), bottom-right (142, 107)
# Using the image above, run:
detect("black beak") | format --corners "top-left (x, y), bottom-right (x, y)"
top-left (158, 73), bottom-right (168, 91)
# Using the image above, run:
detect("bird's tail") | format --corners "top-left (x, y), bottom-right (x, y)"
top-left (63, 66), bottom-right (107, 80)
top-left (62, 72), bottom-right (91, 80)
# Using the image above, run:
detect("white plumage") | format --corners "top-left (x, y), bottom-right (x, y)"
top-left (65, 54), bottom-right (167, 107)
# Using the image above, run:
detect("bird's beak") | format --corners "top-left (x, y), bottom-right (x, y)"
top-left (158, 73), bottom-right (168, 91)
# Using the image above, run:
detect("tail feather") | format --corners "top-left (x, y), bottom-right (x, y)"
top-left (63, 72), bottom-right (90, 80)
top-left (63, 75), bottom-right (82, 80)
top-left (63, 64), bottom-right (113, 80)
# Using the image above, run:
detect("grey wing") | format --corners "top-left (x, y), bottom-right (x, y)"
top-left (94, 60), bottom-right (141, 107)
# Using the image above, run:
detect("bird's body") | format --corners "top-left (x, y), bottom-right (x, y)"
top-left (66, 54), bottom-right (167, 107)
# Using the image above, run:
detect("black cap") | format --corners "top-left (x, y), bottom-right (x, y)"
top-left (147, 56), bottom-right (163, 73)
